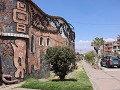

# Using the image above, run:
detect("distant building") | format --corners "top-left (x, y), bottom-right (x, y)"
top-left (104, 42), bottom-right (113, 53)
top-left (113, 41), bottom-right (120, 54)
top-left (100, 36), bottom-right (120, 56)
top-left (0, 0), bottom-right (75, 83)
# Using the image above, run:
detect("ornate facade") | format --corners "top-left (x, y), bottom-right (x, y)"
top-left (0, 0), bottom-right (75, 83)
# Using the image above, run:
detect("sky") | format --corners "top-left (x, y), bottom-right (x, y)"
top-left (32, 0), bottom-right (120, 53)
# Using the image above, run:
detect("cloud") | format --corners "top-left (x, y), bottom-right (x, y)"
top-left (75, 40), bottom-right (93, 53)
top-left (75, 38), bottom-right (115, 53)
top-left (104, 38), bottom-right (115, 42)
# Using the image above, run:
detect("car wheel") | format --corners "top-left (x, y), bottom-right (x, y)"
top-left (100, 62), bottom-right (103, 67)
top-left (118, 66), bottom-right (120, 68)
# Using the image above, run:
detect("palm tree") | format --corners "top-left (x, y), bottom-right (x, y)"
top-left (91, 37), bottom-right (105, 68)
top-left (91, 37), bottom-right (105, 54)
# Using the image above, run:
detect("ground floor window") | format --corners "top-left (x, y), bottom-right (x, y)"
top-left (30, 35), bottom-right (35, 53)
top-left (39, 37), bottom-right (43, 46)
top-left (46, 38), bottom-right (50, 46)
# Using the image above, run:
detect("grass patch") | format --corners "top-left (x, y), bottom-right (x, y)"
top-left (21, 61), bottom-right (93, 90)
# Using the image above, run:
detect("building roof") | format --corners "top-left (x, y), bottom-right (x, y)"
top-left (29, 0), bottom-right (75, 33)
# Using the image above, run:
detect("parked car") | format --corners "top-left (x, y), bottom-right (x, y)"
top-left (100, 56), bottom-right (120, 68)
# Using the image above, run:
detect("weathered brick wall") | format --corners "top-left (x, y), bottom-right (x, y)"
top-left (0, 0), bottom-right (75, 83)
top-left (0, 0), bottom-right (16, 33)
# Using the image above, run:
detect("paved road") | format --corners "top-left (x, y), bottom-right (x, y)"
top-left (82, 60), bottom-right (120, 90)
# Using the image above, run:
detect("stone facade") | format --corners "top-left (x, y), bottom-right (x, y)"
top-left (0, 0), bottom-right (75, 83)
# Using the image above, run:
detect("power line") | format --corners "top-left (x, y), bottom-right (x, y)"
top-left (70, 22), bottom-right (120, 26)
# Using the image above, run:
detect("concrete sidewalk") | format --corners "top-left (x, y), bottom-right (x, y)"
top-left (82, 60), bottom-right (120, 90)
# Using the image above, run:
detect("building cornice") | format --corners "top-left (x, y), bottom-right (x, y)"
top-left (29, 0), bottom-right (75, 33)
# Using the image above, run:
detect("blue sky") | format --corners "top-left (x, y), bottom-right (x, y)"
top-left (32, 0), bottom-right (120, 52)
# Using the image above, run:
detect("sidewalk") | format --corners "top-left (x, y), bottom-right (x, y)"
top-left (82, 60), bottom-right (120, 90)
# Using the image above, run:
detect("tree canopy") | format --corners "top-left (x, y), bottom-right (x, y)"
top-left (91, 37), bottom-right (105, 54)
top-left (45, 46), bottom-right (76, 80)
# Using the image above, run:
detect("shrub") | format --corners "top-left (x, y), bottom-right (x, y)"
top-left (21, 62), bottom-right (93, 90)
top-left (45, 46), bottom-right (76, 80)
top-left (85, 51), bottom-right (95, 64)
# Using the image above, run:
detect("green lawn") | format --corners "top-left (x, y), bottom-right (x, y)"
top-left (20, 61), bottom-right (93, 90)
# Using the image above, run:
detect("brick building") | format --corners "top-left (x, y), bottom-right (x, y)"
top-left (112, 41), bottom-right (120, 54)
top-left (104, 42), bottom-right (113, 53)
top-left (0, 0), bottom-right (75, 83)
top-left (100, 36), bottom-right (120, 56)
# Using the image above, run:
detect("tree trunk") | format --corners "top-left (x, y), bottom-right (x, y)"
top-left (94, 52), bottom-right (100, 69)
top-left (59, 75), bottom-right (65, 81)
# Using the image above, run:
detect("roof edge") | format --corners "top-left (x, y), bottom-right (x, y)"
top-left (29, 0), bottom-right (75, 33)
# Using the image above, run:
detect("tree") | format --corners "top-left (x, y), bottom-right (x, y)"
top-left (85, 51), bottom-right (95, 64)
top-left (45, 46), bottom-right (76, 80)
top-left (91, 37), bottom-right (105, 54)
top-left (91, 37), bottom-right (105, 68)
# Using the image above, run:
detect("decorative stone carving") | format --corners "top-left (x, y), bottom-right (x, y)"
top-left (11, 40), bottom-right (26, 78)
top-left (17, 1), bottom-right (26, 11)
top-left (29, 4), bottom-right (75, 41)
top-left (13, 1), bottom-right (28, 34)
top-left (13, 9), bottom-right (28, 25)
top-left (17, 23), bottom-right (26, 33)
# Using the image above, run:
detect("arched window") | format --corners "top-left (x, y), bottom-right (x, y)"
top-left (30, 35), bottom-right (35, 53)
top-left (39, 37), bottom-right (43, 45)
top-left (46, 38), bottom-right (50, 46)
